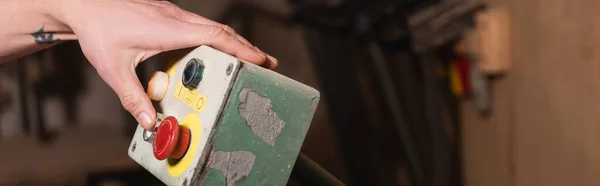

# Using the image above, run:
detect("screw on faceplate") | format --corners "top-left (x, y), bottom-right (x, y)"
top-left (131, 141), bottom-right (137, 152)
top-left (226, 63), bottom-right (233, 76)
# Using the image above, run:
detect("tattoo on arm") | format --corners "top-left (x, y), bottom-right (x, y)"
top-left (31, 25), bottom-right (60, 44)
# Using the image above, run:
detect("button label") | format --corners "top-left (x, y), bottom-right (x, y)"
top-left (174, 82), bottom-right (207, 113)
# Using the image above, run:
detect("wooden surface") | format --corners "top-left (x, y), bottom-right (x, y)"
top-left (462, 0), bottom-right (600, 186)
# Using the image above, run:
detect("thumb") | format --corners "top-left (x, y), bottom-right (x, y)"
top-left (97, 62), bottom-right (157, 130)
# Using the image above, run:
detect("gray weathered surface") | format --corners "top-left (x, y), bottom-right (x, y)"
top-left (238, 88), bottom-right (286, 146)
top-left (207, 151), bottom-right (256, 186)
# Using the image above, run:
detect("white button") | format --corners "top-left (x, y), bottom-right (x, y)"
top-left (147, 71), bottom-right (170, 101)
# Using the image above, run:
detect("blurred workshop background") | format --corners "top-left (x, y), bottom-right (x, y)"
top-left (0, 0), bottom-right (598, 185)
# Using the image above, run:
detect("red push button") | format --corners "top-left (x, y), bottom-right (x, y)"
top-left (153, 116), bottom-right (190, 160)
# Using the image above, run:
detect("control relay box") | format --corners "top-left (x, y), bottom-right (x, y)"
top-left (127, 46), bottom-right (320, 186)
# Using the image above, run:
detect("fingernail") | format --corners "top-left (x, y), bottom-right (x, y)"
top-left (137, 112), bottom-right (153, 128)
top-left (267, 55), bottom-right (278, 68)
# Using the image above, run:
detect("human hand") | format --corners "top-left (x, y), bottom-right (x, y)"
top-left (57, 0), bottom-right (278, 130)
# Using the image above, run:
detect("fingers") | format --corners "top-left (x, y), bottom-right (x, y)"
top-left (165, 23), bottom-right (264, 65)
top-left (154, 1), bottom-right (278, 68)
top-left (97, 62), bottom-right (157, 130)
top-left (174, 11), bottom-right (279, 68)
top-left (177, 13), bottom-right (253, 45)
top-left (215, 25), bottom-right (279, 68)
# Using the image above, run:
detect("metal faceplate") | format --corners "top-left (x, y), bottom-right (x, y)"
top-left (128, 46), bottom-right (241, 186)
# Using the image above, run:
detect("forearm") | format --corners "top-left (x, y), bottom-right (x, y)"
top-left (0, 0), bottom-right (75, 62)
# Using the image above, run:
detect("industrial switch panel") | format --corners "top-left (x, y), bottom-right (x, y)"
top-left (128, 45), bottom-right (320, 186)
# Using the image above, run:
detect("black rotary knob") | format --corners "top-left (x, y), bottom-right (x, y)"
top-left (182, 58), bottom-right (205, 89)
